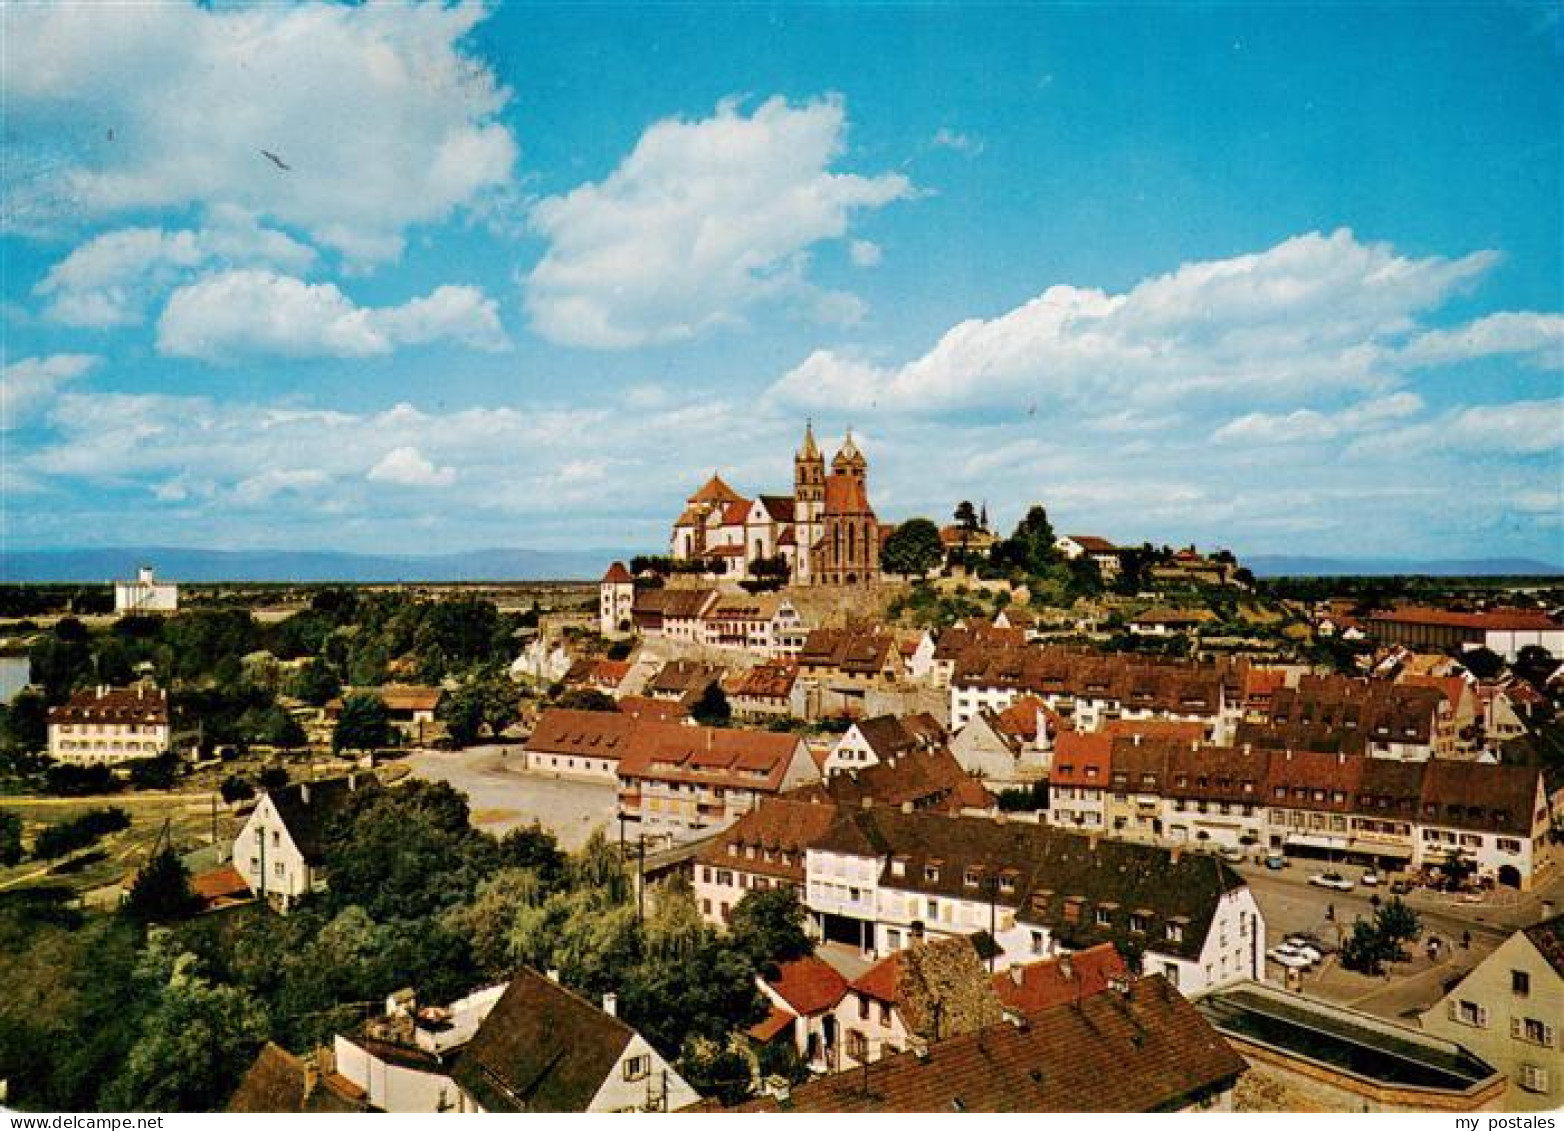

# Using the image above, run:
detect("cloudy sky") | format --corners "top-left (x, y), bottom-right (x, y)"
top-left (2, 2), bottom-right (1560, 562)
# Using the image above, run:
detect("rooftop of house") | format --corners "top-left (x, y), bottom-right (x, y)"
top-left (696, 796), bottom-right (846, 880)
top-left (733, 975), bottom-right (1244, 1112)
top-left (48, 684), bottom-right (168, 725)
top-left (227, 1043), bottom-right (371, 1113)
top-left (1522, 913), bottom-right (1564, 979)
top-left (1370, 606), bottom-right (1560, 633)
top-left (765, 955), bottom-right (849, 1017)
top-left (524, 708), bottom-right (638, 759)
top-left (258, 774), bottom-right (379, 863)
top-left (992, 943), bottom-right (1128, 1015)
top-left (849, 935), bottom-right (1002, 1041)
top-left (452, 968), bottom-right (637, 1113)
top-left (791, 745), bottom-right (991, 814)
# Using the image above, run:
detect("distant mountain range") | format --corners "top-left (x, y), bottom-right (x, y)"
top-left (0, 546), bottom-right (632, 584)
top-left (1245, 555), bottom-right (1563, 578)
top-left (1, 546), bottom-right (1559, 584)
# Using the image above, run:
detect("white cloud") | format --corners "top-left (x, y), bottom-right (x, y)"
top-left (1212, 392), bottom-right (1425, 446)
top-left (768, 229), bottom-right (1498, 414)
top-left (34, 210), bottom-right (317, 327)
top-left (0, 353), bottom-right (98, 430)
top-left (156, 270), bottom-right (508, 361)
top-left (367, 446), bottom-right (457, 488)
top-left (1350, 399), bottom-right (1564, 459)
top-left (233, 468), bottom-right (330, 505)
top-left (849, 239), bottom-right (883, 268)
top-left (1398, 311), bottom-right (1564, 368)
top-left (3, 2), bottom-right (515, 262)
top-left (524, 95), bottom-right (913, 348)
top-left (931, 127), bottom-right (984, 155)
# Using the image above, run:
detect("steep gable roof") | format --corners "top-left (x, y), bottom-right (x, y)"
top-left (454, 969), bottom-right (634, 1112)
top-left (992, 943), bottom-right (1128, 1014)
top-left (264, 774), bottom-right (379, 863)
top-left (766, 956), bottom-right (848, 1016)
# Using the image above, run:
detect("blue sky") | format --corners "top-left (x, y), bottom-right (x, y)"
top-left (2, 1), bottom-right (1560, 562)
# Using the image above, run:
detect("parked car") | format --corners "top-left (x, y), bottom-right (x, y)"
top-left (1219, 847), bottom-right (1246, 864)
top-left (1267, 944), bottom-right (1314, 969)
top-left (1309, 871), bottom-right (1355, 891)
top-left (1390, 879), bottom-right (1413, 895)
top-left (1265, 851), bottom-right (1286, 870)
top-left (1283, 937), bottom-right (1324, 963)
top-left (1360, 870), bottom-right (1380, 887)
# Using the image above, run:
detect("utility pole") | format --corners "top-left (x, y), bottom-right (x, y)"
top-left (637, 836), bottom-right (646, 925)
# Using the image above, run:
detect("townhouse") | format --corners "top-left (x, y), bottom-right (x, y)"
top-left (699, 591), bottom-right (807, 655)
top-left (616, 722), bottom-right (819, 836)
top-left (693, 797), bottom-right (841, 924)
top-left (1045, 731), bottom-right (1112, 831)
top-left (47, 684), bottom-right (170, 766)
top-left (824, 712), bottom-right (945, 773)
top-left (722, 660), bottom-right (800, 721)
top-left (802, 805), bottom-right (1263, 995)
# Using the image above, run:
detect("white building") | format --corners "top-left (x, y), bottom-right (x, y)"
top-left (47, 684), bottom-right (169, 766)
top-left (234, 775), bottom-right (375, 911)
top-left (598, 562), bottom-right (636, 636)
top-left (114, 565), bottom-right (178, 614)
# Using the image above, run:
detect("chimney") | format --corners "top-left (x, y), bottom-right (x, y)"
top-left (602, 992), bottom-right (618, 1017)
top-left (348, 772), bottom-right (357, 791)
top-left (1059, 954), bottom-right (1074, 981)
top-left (1169, 846), bottom-right (1181, 864)
top-left (1009, 963), bottom-right (1024, 986)
top-left (547, 968), bottom-right (561, 983)
top-left (299, 782), bottom-right (310, 805)
top-left (901, 800), bottom-right (914, 814)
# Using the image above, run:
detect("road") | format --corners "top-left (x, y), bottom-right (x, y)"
top-left (400, 744), bottom-right (618, 851)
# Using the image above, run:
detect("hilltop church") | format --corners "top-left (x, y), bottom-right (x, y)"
top-left (670, 424), bottom-right (881, 587)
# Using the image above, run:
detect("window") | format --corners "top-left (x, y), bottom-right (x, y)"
top-left (1519, 1064), bottom-right (1551, 1094)
top-left (1498, 838), bottom-right (1522, 854)
top-left (1450, 1000), bottom-right (1489, 1028)
top-left (1166, 923), bottom-right (1183, 943)
top-left (1512, 1017), bottom-right (1556, 1048)
top-left (1512, 970), bottom-right (1531, 997)
top-left (1030, 930), bottom-right (1044, 955)
top-left (963, 867), bottom-right (981, 888)
top-left (924, 864), bottom-right (940, 882)
top-left (1094, 908), bottom-right (1111, 927)
top-left (1128, 913), bottom-right (1148, 934)
top-left (846, 1029), bottom-right (868, 1061)
top-left (891, 860), bottom-right (906, 878)
top-left (858, 994), bottom-right (870, 1021)
top-left (623, 1055), bottom-right (650, 1081)
top-left (879, 1002), bottom-right (891, 1026)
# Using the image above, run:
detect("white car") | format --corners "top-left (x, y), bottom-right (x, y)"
top-left (1309, 872), bottom-right (1355, 892)
top-left (1360, 871), bottom-right (1381, 887)
top-left (1283, 938), bottom-right (1324, 963)
top-left (1267, 945), bottom-right (1314, 969)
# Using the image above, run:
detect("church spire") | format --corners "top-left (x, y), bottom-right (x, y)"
top-left (799, 418), bottom-right (821, 461)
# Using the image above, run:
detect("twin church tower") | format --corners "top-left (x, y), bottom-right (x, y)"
top-left (669, 422), bottom-right (881, 587)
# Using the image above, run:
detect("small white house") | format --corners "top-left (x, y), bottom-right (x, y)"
top-left (234, 775), bottom-right (376, 911)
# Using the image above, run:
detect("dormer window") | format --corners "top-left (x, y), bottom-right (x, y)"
top-left (999, 872), bottom-right (1017, 894)
top-left (1128, 913), bottom-right (1148, 934)
top-left (925, 864), bottom-right (940, 883)
top-left (964, 867), bottom-right (982, 889)
top-left (1166, 923), bottom-right (1183, 943)
top-left (891, 859), bottom-right (906, 878)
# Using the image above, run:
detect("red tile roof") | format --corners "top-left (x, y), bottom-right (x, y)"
top-left (992, 944), bottom-right (1128, 1014)
top-left (731, 975), bottom-right (1243, 1112)
top-left (191, 863), bottom-right (250, 904)
top-left (525, 709), bottom-right (638, 760)
top-left (616, 696), bottom-right (687, 722)
top-left (48, 685), bottom-right (168, 726)
top-left (601, 560), bottom-right (633, 584)
top-left (766, 956), bottom-right (848, 1016)
top-left (1371, 606), bottom-right (1560, 632)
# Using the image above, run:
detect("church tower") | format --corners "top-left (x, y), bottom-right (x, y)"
top-left (793, 420), bottom-right (826, 582)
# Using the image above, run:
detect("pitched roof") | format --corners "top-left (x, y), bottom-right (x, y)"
top-left (617, 696), bottom-right (687, 722)
top-left (849, 936), bottom-right (1003, 1039)
top-left (1370, 606), bottom-right (1560, 633)
top-left (48, 684), bottom-right (168, 726)
top-left (992, 944), bottom-right (1128, 1014)
top-left (227, 1043), bottom-right (371, 1113)
top-left (1066, 535), bottom-right (1118, 553)
top-left (798, 628), bottom-right (897, 675)
top-left (696, 797), bottom-right (845, 881)
top-left (453, 969), bottom-right (634, 1113)
top-left (766, 956), bottom-right (848, 1016)
top-left (845, 713), bottom-right (947, 761)
top-left (377, 684), bottom-right (443, 713)
top-left (756, 494), bottom-right (796, 523)
top-left (1522, 913), bottom-right (1564, 979)
top-left (525, 709), bottom-right (638, 760)
top-left (601, 561), bottom-right (633, 584)
top-left (688, 473), bottom-right (745, 505)
top-left (618, 722), bottom-right (808, 794)
top-left (190, 863), bottom-right (250, 904)
top-left (726, 660), bottom-right (798, 701)
top-left (264, 774), bottom-right (379, 863)
top-left (733, 976), bottom-right (1243, 1112)
top-left (794, 745), bottom-right (991, 813)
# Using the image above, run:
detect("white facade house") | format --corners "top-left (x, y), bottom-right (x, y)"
top-left (114, 566), bottom-right (179, 613)
top-left (334, 984), bottom-right (507, 1113)
top-left (598, 562), bottom-right (636, 636)
top-left (234, 776), bottom-right (373, 911)
top-left (47, 685), bottom-right (169, 766)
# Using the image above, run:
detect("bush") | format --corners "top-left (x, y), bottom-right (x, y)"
top-left (44, 763), bottom-right (118, 796)
top-left (32, 807), bottom-right (130, 860)
top-left (219, 775), bottom-right (255, 805)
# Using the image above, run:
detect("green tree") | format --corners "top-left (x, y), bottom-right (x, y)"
top-left (124, 847), bottom-right (200, 921)
top-left (555, 688), bottom-right (617, 712)
top-left (497, 822), bottom-right (566, 885)
top-left (994, 505), bottom-right (1059, 576)
top-left (1374, 897), bottom-right (1421, 953)
top-left (881, 517), bottom-right (945, 578)
top-left (1339, 918), bottom-right (1396, 975)
top-left (287, 658), bottom-right (340, 706)
top-left (102, 954), bottom-right (269, 1111)
top-left (219, 775), bottom-right (255, 805)
top-left (691, 683), bottom-right (732, 727)
top-left (726, 887), bottom-right (812, 972)
top-left (0, 688), bottom-right (49, 754)
top-left (333, 692), bottom-right (391, 752)
top-left (954, 500), bottom-right (979, 531)
top-left (680, 1034), bottom-right (756, 1107)
top-left (0, 809), bottom-right (21, 865)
